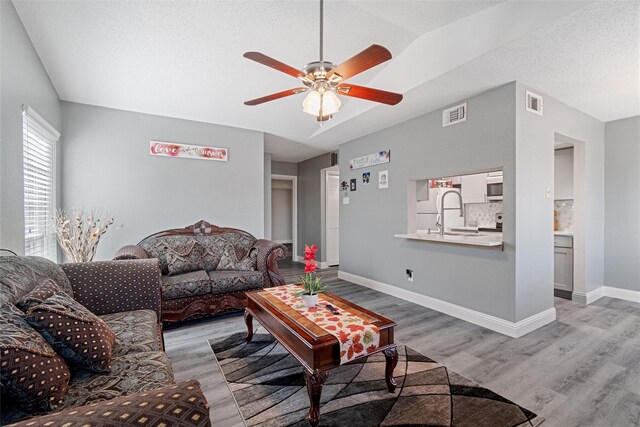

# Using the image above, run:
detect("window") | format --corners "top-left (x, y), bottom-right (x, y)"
top-left (22, 106), bottom-right (60, 261)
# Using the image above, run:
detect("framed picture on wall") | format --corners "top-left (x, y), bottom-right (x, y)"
top-left (378, 170), bottom-right (389, 189)
top-left (362, 172), bottom-right (370, 184)
top-left (350, 178), bottom-right (357, 191)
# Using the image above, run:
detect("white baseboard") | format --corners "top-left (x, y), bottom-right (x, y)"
top-left (572, 287), bottom-right (604, 305)
top-left (338, 271), bottom-right (556, 338)
top-left (294, 255), bottom-right (304, 263)
top-left (274, 239), bottom-right (293, 244)
top-left (604, 286), bottom-right (640, 303)
top-left (575, 286), bottom-right (640, 304)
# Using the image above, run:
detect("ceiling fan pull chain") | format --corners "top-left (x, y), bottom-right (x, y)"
top-left (319, 0), bottom-right (323, 62)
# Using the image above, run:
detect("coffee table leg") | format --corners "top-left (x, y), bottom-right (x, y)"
top-left (244, 310), bottom-right (253, 343)
top-left (304, 369), bottom-right (329, 427)
top-left (384, 346), bottom-right (399, 392)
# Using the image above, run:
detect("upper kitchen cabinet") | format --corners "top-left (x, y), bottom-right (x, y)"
top-left (555, 148), bottom-right (574, 200)
top-left (416, 179), bottom-right (430, 201)
top-left (461, 173), bottom-right (487, 204)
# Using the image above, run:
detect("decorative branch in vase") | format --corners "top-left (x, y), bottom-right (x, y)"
top-left (53, 208), bottom-right (114, 263)
top-left (296, 244), bottom-right (325, 308)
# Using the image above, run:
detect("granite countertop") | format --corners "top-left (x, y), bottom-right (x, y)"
top-left (394, 232), bottom-right (503, 249)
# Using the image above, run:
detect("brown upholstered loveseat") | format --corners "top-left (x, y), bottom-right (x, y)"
top-left (0, 256), bottom-right (210, 426)
top-left (114, 220), bottom-right (287, 323)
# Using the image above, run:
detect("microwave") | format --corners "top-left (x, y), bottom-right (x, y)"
top-left (486, 173), bottom-right (503, 201)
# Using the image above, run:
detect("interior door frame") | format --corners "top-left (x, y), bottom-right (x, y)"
top-left (271, 174), bottom-right (297, 263)
top-left (554, 133), bottom-right (586, 304)
top-left (321, 166), bottom-right (340, 268)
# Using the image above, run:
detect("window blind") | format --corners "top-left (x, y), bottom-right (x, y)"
top-left (22, 105), bottom-right (60, 261)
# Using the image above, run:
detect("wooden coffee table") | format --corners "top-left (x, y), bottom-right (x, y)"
top-left (244, 289), bottom-right (397, 427)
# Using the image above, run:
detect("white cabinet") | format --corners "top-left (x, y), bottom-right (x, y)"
top-left (461, 173), bottom-right (487, 204)
top-left (554, 148), bottom-right (574, 200)
top-left (554, 235), bottom-right (573, 292)
top-left (416, 179), bottom-right (430, 201)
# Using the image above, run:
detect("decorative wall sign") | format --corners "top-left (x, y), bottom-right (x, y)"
top-left (150, 140), bottom-right (228, 161)
top-left (378, 170), bottom-right (389, 189)
top-left (431, 178), bottom-right (453, 188)
top-left (350, 178), bottom-right (357, 191)
top-left (349, 150), bottom-right (390, 170)
top-left (362, 172), bottom-right (370, 184)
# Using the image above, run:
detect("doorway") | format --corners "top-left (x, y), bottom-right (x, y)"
top-left (321, 166), bottom-right (340, 267)
top-left (271, 175), bottom-right (297, 262)
top-left (553, 134), bottom-right (586, 304)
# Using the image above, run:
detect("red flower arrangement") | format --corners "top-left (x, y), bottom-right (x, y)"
top-left (297, 244), bottom-right (325, 296)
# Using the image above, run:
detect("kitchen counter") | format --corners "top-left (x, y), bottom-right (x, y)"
top-left (394, 232), bottom-right (503, 250)
top-left (554, 231), bottom-right (574, 236)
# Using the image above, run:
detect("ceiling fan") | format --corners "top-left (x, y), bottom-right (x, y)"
top-left (243, 0), bottom-right (403, 123)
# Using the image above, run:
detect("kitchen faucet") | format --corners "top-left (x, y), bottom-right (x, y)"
top-left (439, 190), bottom-right (464, 236)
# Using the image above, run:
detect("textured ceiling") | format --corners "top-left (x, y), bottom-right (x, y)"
top-left (13, 0), bottom-right (639, 162)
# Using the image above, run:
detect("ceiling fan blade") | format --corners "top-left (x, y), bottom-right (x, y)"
top-left (244, 88), bottom-right (308, 106)
top-left (336, 84), bottom-right (402, 105)
top-left (327, 45), bottom-right (392, 81)
top-left (244, 52), bottom-right (310, 80)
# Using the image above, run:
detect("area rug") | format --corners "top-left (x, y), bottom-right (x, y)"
top-left (209, 332), bottom-right (544, 427)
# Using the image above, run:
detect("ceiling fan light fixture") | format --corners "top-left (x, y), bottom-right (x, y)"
top-left (302, 87), bottom-right (341, 119)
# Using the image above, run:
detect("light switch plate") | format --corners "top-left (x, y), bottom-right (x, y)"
top-left (343, 197), bottom-right (350, 205)
top-left (545, 186), bottom-right (551, 199)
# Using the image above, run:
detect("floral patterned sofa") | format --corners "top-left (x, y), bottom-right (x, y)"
top-left (114, 220), bottom-right (287, 323)
top-left (0, 256), bottom-right (210, 426)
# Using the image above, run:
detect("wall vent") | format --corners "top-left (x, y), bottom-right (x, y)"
top-left (442, 103), bottom-right (467, 127)
top-left (526, 91), bottom-right (543, 115)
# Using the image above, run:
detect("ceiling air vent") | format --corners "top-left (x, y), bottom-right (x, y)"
top-left (526, 91), bottom-right (543, 115)
top-left (442, 103), bottom-right (467, 127)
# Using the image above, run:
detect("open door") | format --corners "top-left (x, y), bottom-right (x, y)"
top-left (325, 172), bottom-right (340, 266)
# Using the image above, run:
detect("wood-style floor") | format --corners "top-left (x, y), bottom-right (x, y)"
top-left (164, 261), bottom-right (640, 427)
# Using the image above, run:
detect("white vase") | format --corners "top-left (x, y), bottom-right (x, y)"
top-left (301, 294), bottom-right (319, 308)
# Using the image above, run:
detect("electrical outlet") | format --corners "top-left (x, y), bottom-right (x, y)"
top-left (406, 269), bottom-right (414, 282)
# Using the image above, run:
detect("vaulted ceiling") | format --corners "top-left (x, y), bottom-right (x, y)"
top-left (13, 0), bottom-right (639, 162)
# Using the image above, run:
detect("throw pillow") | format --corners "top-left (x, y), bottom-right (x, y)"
top-left (15, 278), bottom-right (64, 312)
top-left (164, 236), bottom-right (218, 276)
top-left (217, 246), bottom-right (257, 271)
top-left (25, 292), bottom-right (116, 373)
top-left (0, 303), bottom-right (70, 413)
top-left (6, 380), bottom-right (211, 427)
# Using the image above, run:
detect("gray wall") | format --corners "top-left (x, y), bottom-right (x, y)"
top-left (339, 83), bottom-right (518, 321)
top-left (271, 184), bottom-right (293, 243)
top-left (0, 1), bottom-right (62, 254)
top-left (297, 151), bottom-right (336, 262)
top-left (554, 147), bottom-right (574, 200)
top-left (515, 82), bottom-right (604, 317)
top-left (264, 153), bottom-right (272, 240)
top-left (61, 102), bottom-right (265, 260)
top-left (272, 161), bottom-right (297, 176)
top-left (338, 82), bottom-right (606, 323)
top-left (604, 116), bottom-right (640, 292)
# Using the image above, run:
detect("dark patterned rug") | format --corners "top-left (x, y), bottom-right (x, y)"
top-left (209, 332), bottom-right (544, 427)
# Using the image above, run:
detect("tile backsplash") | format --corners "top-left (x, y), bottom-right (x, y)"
top-left (555, 199), bottom-right (574, 231)
top-left (465, 201), bottom-right (503, 228)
